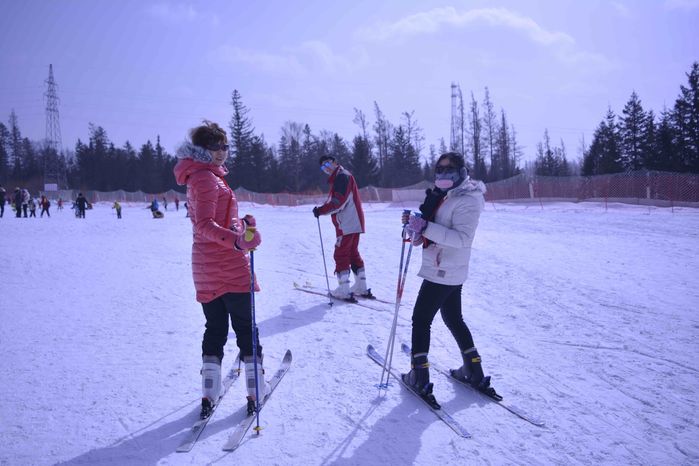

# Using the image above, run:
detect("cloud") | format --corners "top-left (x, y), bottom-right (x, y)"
top-left (212, 41), bottom-right (368, 77)
top-left (146, 3), bottom-right (219, 24)
top-left (357, 6), bottom-right (616, 70)
top-left (664, 0), bottom-right (699, 9)
top-left (213, 45), bottom-right (307, 75)
top-left (293, 41), bottom-right (368, 74)
top-left (612, 2), bottom-right (632, 17)
top-left (357, 7), bottom-right (575, 47)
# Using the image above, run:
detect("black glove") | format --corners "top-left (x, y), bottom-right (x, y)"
top-left (312, 206), bottom-right (321, 218)
top-left (419, 189), bottom-right (447, 220)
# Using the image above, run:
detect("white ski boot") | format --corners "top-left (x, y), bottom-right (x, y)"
top-left (200, 355), bottom-right (222, 419)
top-left (350, 266), bottom-right (374, 298)
top-left (244, 355), bottom-right (271, 415)
top-left (331, 270), bottom-right (352, 300)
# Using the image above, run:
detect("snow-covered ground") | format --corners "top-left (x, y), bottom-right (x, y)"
top-left (1, 201), bottom-right (698, 466)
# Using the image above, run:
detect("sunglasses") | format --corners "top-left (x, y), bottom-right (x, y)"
top-left (435, 165), bottom-right (459, 174)
top-left (320, 160), bottom-right (333, 171)
top-left (207, 143), bottom-right (229, 152)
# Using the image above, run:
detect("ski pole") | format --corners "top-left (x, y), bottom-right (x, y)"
top-left (316, 217), bottom-right (333, 306)
top-left (379, 210), bottom-right (415, 389)
top-left (248, 236), bottom-right (262, 434)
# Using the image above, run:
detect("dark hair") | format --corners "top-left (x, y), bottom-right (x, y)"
top-left (436, 151), bottom-right (465, 169)
top-left (190, 120), bottom-right (227, 149)
top-left (318, 155), bottom-right (336, 166)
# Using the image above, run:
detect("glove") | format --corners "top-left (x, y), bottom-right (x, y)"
top-left (405, 214), bottom-right (427, 237)
top-left (242, 214), bottom-right (256, 228)
top-left (312, 206), bottom-right (321, 218)
top-left (235, 227), bottom-right (261, 251)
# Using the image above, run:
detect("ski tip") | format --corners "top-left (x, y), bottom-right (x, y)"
top-left (283, 349), bottom-right (293, 362)
top-left (401, 343), bottom-right (411, 353)
top-left (367, 344), bottom-right (375, 352)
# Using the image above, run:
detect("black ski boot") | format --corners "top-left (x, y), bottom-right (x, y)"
top-left (450, 348), bottom-right (502, 401)
top-left (246, 396), bottom-right (257, 416)
top-left (402, 353), bottom-right (441, 409)
top-left (200, 398), bottom-right (214, 420)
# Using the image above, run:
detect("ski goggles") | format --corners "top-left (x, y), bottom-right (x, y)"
top-left (435, 165), bottom-right (459, 174)
top-left (320, 160), bottom-right (333, 172)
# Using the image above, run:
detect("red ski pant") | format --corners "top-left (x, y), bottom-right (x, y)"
top-left (334, 233), bottom-right (364, 274)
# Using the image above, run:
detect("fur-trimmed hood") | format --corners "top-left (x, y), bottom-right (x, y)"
top-left (175, 141), bottom-right (213, 163)
top-left (444, 178), bottom-right (487, 198)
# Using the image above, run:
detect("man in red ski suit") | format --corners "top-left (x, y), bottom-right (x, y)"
top-left (313, 156), bottom-right (371, 299)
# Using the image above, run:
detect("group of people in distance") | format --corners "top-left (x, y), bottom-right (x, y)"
top-left (173, 120), bottom-right (497, 420)
top-left (0, 186), bottom-right (87, 219)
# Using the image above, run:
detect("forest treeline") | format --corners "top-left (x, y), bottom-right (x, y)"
top-left (0, 62), bottom-right (696, 193)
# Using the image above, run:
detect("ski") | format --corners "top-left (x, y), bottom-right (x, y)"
top-left (400, 343), bottom-right (545, 427)
top-left (293, 283), bottom-right (389, 312)
top-left (299, 281), bottom-right (395, 306)
top-left (222, 349), bottom-right (293, 452)
top-left (366, 344), bottom-right (471, 438)
top-left (176, 353), bottom-right (242, 453)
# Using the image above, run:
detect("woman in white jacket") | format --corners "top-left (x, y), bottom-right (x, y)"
top-left (402, 152), bottom-right (499, 406)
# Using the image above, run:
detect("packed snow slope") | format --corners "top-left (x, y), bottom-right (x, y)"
top-left (1, 201), bottom-right (698, 466)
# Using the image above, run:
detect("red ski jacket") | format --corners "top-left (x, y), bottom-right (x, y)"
top-left (174, 157), bottom-right (259, 303)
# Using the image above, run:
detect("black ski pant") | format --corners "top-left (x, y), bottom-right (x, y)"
top-left (0, 203), bottom-right (4, 217)
top-left (201, 292), bottom-right (262, 362)
top-left (410, 280), bottom-right (476, 356)
top-left (41, 207), bottom-right (50, 217)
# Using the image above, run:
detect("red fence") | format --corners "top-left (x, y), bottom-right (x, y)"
top-left (485, 171), bottom-right (699, 206)
top-left (34, 170), bottom-right (699, 208)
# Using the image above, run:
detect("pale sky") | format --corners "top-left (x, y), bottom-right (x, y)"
top-left (1, 0), bottom-right (697, 164)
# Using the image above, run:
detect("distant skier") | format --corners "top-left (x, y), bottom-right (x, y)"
top-left (312, 155), bottom-right (371, 299)
top-left (75, 193), bottom-right (88, 218)
top-left (401, 152), bottom-right (498, 405)
top-left (21, 189), bottom-right (29, 217)
top-left (28, 198), bottom-right (37, 217)
top-left (40, 195), bottom-right (50, 217)
top-left (112, 201), bottom-right (122, 219)
top-left (0, 185), bottom-right (5, 218)
top-left (150, 198), bottom-right (163, 218)
top-left (174, 197), bottom-right (180, 211)
top-left (13, 188), bottom-right (22, 218)
top-left (174, 120), bottom-right (269, 420)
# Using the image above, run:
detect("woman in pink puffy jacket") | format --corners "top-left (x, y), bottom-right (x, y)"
top-left (173, 120), bottom-right (269, 420)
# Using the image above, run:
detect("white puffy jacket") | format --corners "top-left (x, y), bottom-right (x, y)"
top-left (417, 179), bottom-right (486, 286)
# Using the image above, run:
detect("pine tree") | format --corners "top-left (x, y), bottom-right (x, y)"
top-left (0, 123), bottom-right (9, 182)
top-left (372, 102), bottom-right (392, 186)
top-left (8, 110), bottom-right (22, 179)
top-left (229, 90), bottom-right (256, 188)
top-left (482, 87), bottom-right (497, 180)
top-left (386, 125), bottom-right (422, 187)
top-left (583, 109), bottom-right (623, 175)
top-left (468, 93), bottom-right (486, 180)
top-left (348, 135), bottom-right (378, 187)
top-left (620, 91), bottom-right (648, 171)
top-left (673, 62), bottom-right (699, 172)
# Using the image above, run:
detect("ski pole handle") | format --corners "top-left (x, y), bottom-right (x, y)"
top-left (402, 209), bottom-right (411, 225)
top-left (401, 209), bottom-right (411, 240)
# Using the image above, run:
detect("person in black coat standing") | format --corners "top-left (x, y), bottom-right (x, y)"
top-left (76, 193), bottom-right (88, 218)
top-left (0, 185), bottom-right (6, 218)
top-left (13, 188), bottom-right (22, 218)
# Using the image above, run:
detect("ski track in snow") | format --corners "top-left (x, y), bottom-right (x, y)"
top-left (1, 201), bottom-right (698, 465)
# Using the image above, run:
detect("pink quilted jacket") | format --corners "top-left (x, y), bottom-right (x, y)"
top-left (174, 157), bottom-right (259, 303)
